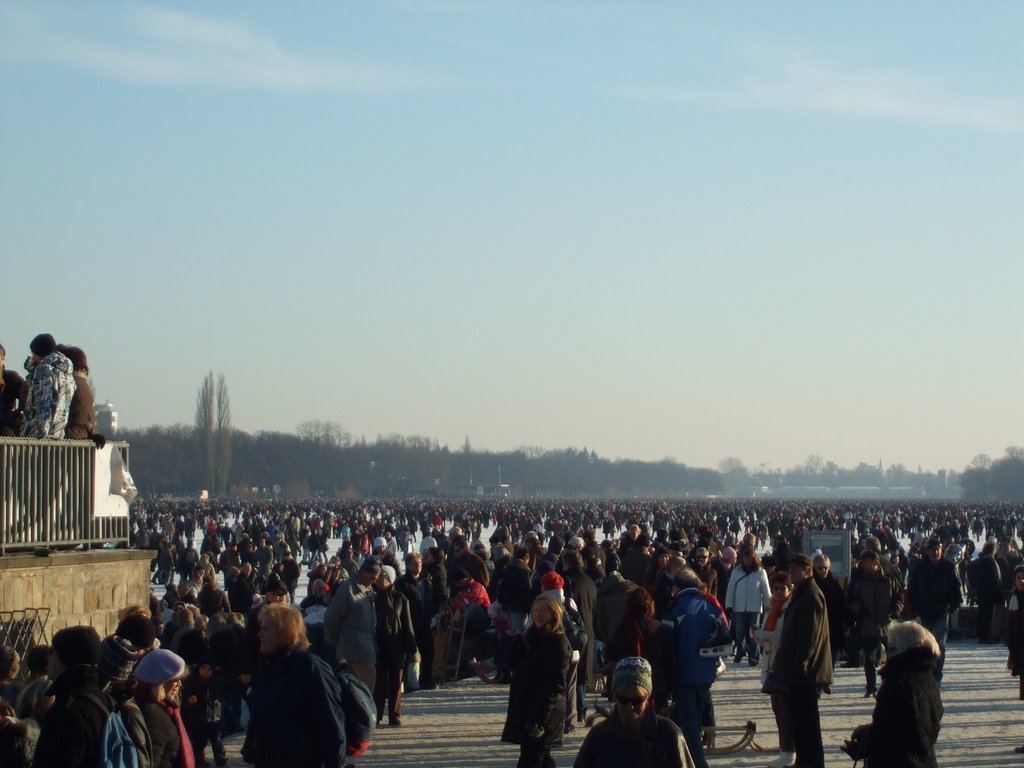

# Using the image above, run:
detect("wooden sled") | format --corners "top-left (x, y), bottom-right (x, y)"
top-left (586, 705), bottom-right (765, 757)
top-left (702, 721), bottom-right (760, 755)
top-left (431, 603), bottom-right (467, 686)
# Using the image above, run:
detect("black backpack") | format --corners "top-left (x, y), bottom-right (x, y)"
top-left (563, 603), bottom-right (589, 653)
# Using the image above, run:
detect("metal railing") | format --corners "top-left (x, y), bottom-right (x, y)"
top-left (0, 609), bottom-right (51, 679)
top-left (0, 437), bottom-right (130, 554)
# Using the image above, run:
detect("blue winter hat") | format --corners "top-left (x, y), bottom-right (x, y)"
top-left (133, 648), bottom-right (186, 685)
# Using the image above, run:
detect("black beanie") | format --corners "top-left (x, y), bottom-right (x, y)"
top-left (115, 613), bottom-right (158, 650)
top-left (30, 333), bottom-right (57, 358)
top-left (52, 625), bottom-right (102, 668)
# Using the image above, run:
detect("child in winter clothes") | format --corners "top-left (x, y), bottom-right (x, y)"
top-left (182, 659), bottom-right (227, 767)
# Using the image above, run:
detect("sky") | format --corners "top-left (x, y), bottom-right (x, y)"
top-left (2, 1), bottom-right (1022, 474)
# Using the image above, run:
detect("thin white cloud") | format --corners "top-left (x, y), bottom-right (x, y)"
top-left (622, 48), bottom-right (1024, 135)
top-left (0, 2), bottom-right (438, 92)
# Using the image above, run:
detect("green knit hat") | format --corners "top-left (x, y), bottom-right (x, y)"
top-left (612, 656), bottom-right (653, 694)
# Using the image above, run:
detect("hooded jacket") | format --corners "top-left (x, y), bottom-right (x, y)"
top-left (21, 350), bottom-right (75, 439)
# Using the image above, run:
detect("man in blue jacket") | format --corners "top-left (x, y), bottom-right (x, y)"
top-left (663, 569), bottom-right (719, 768)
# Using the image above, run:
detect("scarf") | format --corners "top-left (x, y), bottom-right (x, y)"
top-left (157, 699), bottom-right (196, 768)
top-left (763, 597), bottom-right (785, 631)
top-left (623, 616), bottom-right (645, 658)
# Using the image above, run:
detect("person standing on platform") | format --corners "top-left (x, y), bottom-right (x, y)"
top-left (20, 333), bottom-right (75, 440)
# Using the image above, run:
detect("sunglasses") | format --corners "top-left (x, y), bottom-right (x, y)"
top-left (615, 695), bottom-right (648, 708)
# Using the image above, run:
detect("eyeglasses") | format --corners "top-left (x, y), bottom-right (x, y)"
top-left (615, 695), bottom-right (648, 708)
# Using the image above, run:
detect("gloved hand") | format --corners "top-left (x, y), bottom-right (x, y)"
top-left (90, 433), bottom-right (107, 449)
top-left (524, 723), bottom-right (544, 740)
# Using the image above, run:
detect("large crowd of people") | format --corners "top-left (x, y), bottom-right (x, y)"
top-left (4, 328), bottom-right (1024, 766)
top-left (4, 494), bottom-right (1024, 767)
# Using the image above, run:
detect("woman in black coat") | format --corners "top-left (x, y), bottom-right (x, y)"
top-left (374, 565), bottom-right (418, 726)
top-left (133, 649), bottom-right (191, 768)
top-left (844, 621), bottom-right (943, 768)
top-left (244, 604), bottom-right (345, 768)
top-left (502, 595), bottom-right (571, 768)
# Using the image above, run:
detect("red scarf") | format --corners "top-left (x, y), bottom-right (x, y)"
top-left (156, 700), bottom-right (195, 768)
top-left (763, 598), bottom-right (785, 631)
top-left (623, 616), bottom-right (644, 657)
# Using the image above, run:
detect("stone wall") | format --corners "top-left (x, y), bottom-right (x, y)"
top-left (0, 550), bottom-right (153, 638)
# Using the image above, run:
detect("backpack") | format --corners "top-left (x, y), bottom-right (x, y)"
top-left (563, 603), bottom-right (589, 653)
top-left (334, 669), bottom-right (377, 756)
top-left (76, 692), bottom-right (152, 768)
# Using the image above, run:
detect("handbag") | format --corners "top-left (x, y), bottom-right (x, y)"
top-left (405, 658), bottom-right (420, 691)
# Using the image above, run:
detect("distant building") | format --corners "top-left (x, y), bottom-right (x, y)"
top-left (95, 400), bottom-right (117, 437)
top-left (455, 483), bottom-right (511, 498)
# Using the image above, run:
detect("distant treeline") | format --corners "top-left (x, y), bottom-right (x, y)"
top-left (959, 448), bottom-right (1024, 501)
top-left (121, 425), bottom-right (724, 498)
top-left (116, 423), bottom-right (1017, 501)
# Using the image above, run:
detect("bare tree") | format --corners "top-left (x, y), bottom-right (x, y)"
top-left (216, 373), bottom-right (232, 494)
top-left (297, 420), bottom-right (351, 447)
top-left (717, 456), bottom-right (748, 497)
top-left (195, 372), bottom-right (215, 493)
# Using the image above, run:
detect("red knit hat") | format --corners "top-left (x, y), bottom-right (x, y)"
top-left (541, 571), bottom-right (565, 591)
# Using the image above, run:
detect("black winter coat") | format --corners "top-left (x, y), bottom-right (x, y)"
top-left (566, 567), bottom-right (598, 687)
top-left (374, 586), bottom-right (418, 669)
top-left (32, 665), bottom-right (106, 768)
top-left (246, 645), bottom-right (345, 768)
top-left (967, 554), bottom-right (1002, 603)
top-left (499, 559), bottom-right (535, 614)
top-left (861, 647), bottom-right (943, 768)
top-left (573, 707), bottom-right (694, 768)
top-left (846, 571), bottom-right (901, 638)
top-left (138, 698), bottom-right (182, 768)
top-left (907, 557), bottom-right (962, 624)
top-left (775, 577), bottom-right (832, 688)
top-left (394, 572), bottom-right (432, 636)
top-left (814, 571), bottom-right (848, 656)
top-left (502, 627), bottom-right (570, 747)
top-left (1005, 590), bottom-right (1024, 677)
top-left (227, 575), bottom-right (255, 614)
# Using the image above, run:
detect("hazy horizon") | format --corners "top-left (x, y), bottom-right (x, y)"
top-left (3, 2), bottom-right (1021, 475)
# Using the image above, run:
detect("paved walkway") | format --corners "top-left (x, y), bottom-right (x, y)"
top-left (214, 638), bottom-right (1024, 768)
